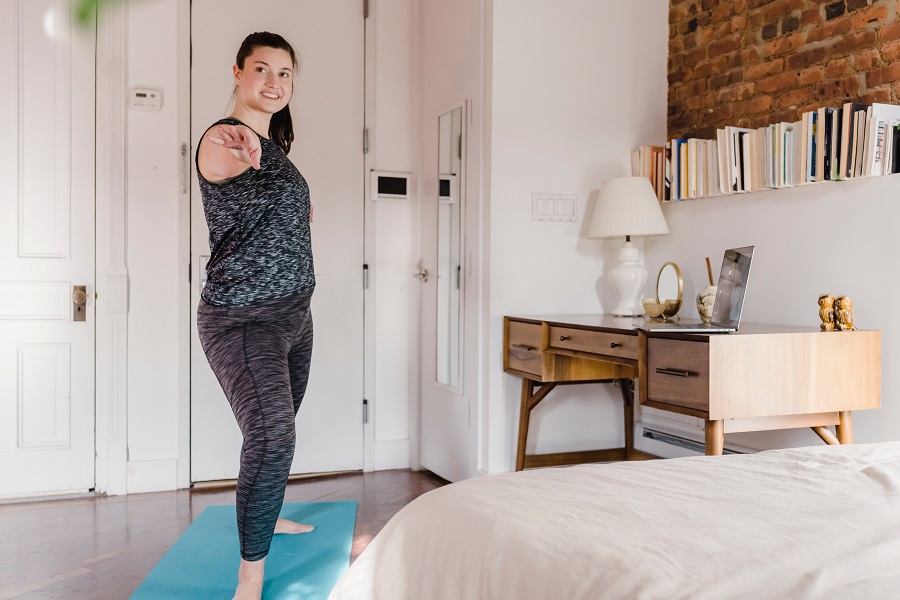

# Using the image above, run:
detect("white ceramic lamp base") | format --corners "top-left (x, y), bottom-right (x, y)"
top-left (608, 240), bottom-right (647, 316)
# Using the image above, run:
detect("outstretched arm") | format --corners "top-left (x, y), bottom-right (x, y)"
top-left (197, 123), bottom-right (262, 182)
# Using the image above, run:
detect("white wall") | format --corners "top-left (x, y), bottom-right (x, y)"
top-left (645, 174), bottom-right (899, 450)
top-left (124, 0), bottom-right (190, 492)
top-left (485, 0), bottom-right (670, 473)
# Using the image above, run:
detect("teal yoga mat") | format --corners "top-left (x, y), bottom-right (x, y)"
top-left (131, 501), bottom-right (357, 600)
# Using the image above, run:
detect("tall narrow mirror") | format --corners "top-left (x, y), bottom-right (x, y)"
top-left (436, 105), bottom-right (464, 389)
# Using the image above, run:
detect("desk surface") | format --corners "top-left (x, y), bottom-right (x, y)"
top-left (510, 314), bottom-right (834, 336)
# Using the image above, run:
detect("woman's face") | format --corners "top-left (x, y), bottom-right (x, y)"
top-left (233, 46), bottom-right (294, 114)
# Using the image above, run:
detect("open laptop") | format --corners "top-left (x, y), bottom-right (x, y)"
top-left (639, 246), bottom-right (754, 333)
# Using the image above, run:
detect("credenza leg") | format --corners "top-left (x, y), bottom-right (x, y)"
top-left (811, 425), bottom-right (840, 445)
top-left (515, 379), bottom-right (535, 471)
top-left (835, 411), bottom-right (853, 444)
top-left (617, 378), bottom-right (635, 458)
top-left (705, 419), bottom-right (724, 456)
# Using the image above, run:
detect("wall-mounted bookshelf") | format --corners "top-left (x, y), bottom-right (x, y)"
top-left (633, 102), bottom-right (900, 203)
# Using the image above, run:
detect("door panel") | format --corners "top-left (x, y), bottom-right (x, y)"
top-left (0, 0), bottom-right (96, 497)
top-left (419, 103), bottom-right (471, 482)
top-left (190, 0), bottom-right (365, 481)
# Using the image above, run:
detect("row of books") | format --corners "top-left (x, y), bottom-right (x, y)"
top-left (631, 102), bottom-right (900, 201)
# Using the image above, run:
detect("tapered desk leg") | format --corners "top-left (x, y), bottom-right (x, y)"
top-left (835, 411), bottom-right (854, 444)
top-left (515, 379), bottom-right (535, 472)
top-left (617, 379), bottom-right (635, 457)
top-left (705, 419), bottom-right (724, 456)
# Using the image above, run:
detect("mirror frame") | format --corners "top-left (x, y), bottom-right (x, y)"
top-left (655, 262), bottom-right (683, 318)
top-left (435, 101), bottom-right (466, 394)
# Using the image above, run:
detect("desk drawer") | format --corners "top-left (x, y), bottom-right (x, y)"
top-left (646, 337), bottom-right (709, 412)
top-left (548, 326), bottom-right (637, 360)
top-left (507, 320), bottom-right (542, 377)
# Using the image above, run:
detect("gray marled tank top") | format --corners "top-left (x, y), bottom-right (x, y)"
top-left (197, 118), bottom-right (315, 306)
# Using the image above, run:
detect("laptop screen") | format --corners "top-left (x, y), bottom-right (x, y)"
top-left (712, 246), bottom-right (754, 327)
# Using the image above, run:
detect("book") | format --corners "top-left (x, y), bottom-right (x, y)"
top-left (850, 106), bottom-right (872, 177)
top-left (883, 120), bottom-right (898, 176)
top-left (816, 107), bottom-right (835, 181)
top-left (894, 123), bottom-right (900, 173)
top-left (725, 126), bottom-right (754, 191)
top-left (716, 129), bottom-right (732, 195)
top-left (830, 108), bottom-right (841, 180)
top-left (864, 116), bottom-right (887, 176)
top-left (791, 119), bottom-right (802, 186)
top-left (839, 103), bottom-right (859, 178)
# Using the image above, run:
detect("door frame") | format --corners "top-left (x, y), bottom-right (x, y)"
top-left (93, 1), bottom-right (193, 495)
top-left (93, 2), bottom-right (130, 496)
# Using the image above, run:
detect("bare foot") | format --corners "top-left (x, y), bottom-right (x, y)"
top-left (274, 518), bottom-right (315, 534)
top-left (233, 558), bottom-right (264, 600)
top-left (232, 579), bottom-right (262, 600)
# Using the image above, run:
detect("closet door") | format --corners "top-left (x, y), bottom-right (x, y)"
top-left (0, 0), bottom-right (97, 497)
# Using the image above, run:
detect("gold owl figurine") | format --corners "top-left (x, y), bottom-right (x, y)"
top-left (834, 296), bottom-right (857, 331)
top-left (818, 294), bottom-right (835, 331)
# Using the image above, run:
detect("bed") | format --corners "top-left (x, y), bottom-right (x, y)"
top-left (329, 442), bottom-right (900, 599)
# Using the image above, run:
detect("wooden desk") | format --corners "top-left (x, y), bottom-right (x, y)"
top-left (504, 315), bottom-right (881, 470)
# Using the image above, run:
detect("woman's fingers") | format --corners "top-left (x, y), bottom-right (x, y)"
top-left (205, 124), bottom-right (262, 169)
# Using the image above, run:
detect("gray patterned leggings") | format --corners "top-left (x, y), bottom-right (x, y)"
top-left (197, 288), bottom-right (314, 561)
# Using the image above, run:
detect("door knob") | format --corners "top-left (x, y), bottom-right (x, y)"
top-left (414, 267), bottom-right (429, 283)
top-left (72, 285), bottom-right (87, 322)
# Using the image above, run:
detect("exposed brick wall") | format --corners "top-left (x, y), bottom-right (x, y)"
top-left (668, 0), bottom-right (900, 140)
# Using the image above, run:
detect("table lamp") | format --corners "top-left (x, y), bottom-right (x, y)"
top-left (588, 176), bottom-right (669, 316)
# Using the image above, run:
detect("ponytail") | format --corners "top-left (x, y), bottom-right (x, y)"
top-left (270, 105), bottom-right (294, 155)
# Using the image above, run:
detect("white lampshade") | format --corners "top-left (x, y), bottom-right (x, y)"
top-left (588, 176), bottom-right (669, 316)
top-left (588, 177), bottom-right (669, 239)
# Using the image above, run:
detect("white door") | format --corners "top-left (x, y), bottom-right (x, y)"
top-left (190, 0), bottom-right (365, 481)
top-left (0, 0), bottom-right (96, 497)
top-left (419, 104), bottom-right (472, 483)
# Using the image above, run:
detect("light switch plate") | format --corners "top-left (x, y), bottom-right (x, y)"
top-left (532, 193), bottom-right (576, 222)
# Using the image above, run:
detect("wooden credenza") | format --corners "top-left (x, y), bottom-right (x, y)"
top-left (504, 315), bottom-right (881, 470)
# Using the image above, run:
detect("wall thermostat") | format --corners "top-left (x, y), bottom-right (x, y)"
top-left (129, 88), bottom-right (162, 111)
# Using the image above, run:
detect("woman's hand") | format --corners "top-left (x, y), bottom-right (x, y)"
top-left (205, 124), bottom-right (262, 170)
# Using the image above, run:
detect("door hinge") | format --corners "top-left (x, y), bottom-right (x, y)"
top-left (363, 128), bottom-right (369, 154)
top-left (188, 262), bottom-right (191, 283)
top-left (363, 264), bottom-right (369, 289)
top-left (363, 399), bottom-right (369, 424)
top-left (364, 0), bottom-right (369, 19)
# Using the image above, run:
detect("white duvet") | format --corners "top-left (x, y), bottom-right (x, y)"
top-left (329, 443), bottom-right (900, 599)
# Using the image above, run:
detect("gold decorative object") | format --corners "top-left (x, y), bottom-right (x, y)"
top-left (642, 298), bottom-right (665, 318)
top-left (655, 262), bottom-right (683, 319)
top-left (835, 296), bottom-right (856, 331)
top-left (818, 294), bottom-right (835, 331)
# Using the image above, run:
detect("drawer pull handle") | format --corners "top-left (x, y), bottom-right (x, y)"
top-left (511, 343), bottom-right (536, 352)
top-left (610, 342), bottom-right (620, 348)
top-left (656, 368), bottom-right (693, 377)
top-left (559, 335), bottom-right (570, 341)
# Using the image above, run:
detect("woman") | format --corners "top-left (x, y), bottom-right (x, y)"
top-left (195, 31), bottom-right (315, 600)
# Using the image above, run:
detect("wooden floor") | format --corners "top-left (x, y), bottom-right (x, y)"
top-left (0, 469), bottom-right (448, 599)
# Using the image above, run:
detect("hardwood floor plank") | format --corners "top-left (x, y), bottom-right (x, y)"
top-left (0, 469), bottom-right (447, 599)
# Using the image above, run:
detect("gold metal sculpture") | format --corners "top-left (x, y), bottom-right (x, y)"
top-left (818, 294), bottom-right (835, 331)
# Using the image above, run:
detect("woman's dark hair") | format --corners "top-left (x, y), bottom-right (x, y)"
top-left (236, 32), bottom-right (298, 154)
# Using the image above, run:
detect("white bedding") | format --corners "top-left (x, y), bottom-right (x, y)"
top-left (329, 443), bottom-right (900, 599)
